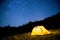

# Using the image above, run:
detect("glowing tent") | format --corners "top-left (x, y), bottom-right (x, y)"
top-left (31, 26), bottom-right (51, 35)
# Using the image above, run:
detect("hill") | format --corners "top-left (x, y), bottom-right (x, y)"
top-left (0, 12), bottom-right (60, 39)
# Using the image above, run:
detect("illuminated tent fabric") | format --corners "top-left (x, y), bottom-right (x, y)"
top-left (31, 26), bottom-right (51, 35)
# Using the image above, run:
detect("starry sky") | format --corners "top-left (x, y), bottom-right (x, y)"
top-left (0, 0), bottom-right (60, 27)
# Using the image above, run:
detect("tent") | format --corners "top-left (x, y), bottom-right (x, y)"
top-left (31, 26), bottom-right (51, 35)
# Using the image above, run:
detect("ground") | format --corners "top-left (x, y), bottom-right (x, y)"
top-left (2, 29), bottom-right (60, 40)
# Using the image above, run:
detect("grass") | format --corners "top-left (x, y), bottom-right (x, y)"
top-left (2, 29), bottom-right (60, 40)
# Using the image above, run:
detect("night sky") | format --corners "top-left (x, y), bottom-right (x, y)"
top-left (0, 0), bottom-right (60, 27)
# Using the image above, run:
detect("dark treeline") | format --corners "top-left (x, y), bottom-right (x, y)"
top-left (0, 12), bottom-right (60, 38)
